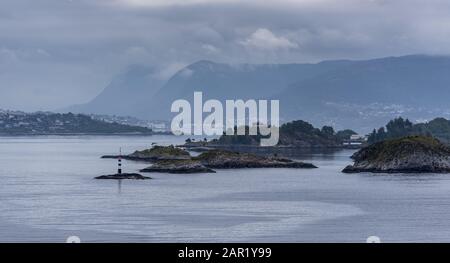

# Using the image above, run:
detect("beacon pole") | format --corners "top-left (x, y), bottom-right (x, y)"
top-left (118, 147), bottom-right (122, 175)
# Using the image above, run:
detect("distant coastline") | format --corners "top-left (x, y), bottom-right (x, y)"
top-left (0, 110), bottom-right (157, 136)
top-left (0, 132), bottom-right (165, 137)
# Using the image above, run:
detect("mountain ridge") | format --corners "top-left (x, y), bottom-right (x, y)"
top-left (63, 54), bottom-right (450, 132)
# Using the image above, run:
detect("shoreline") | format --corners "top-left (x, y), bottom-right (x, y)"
top-left (182, 144), bottom-right (360, 153)
top-left (0, 132), bottom-right (170, 137)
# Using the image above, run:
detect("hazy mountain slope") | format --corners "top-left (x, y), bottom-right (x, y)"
top-left (283, 55), bottom-right (450, 106)
top-left (277, 55), bottom-right (450, 131)
top-left (66, 59), bottom-right (352, 120)
top-left (146, 60), bottom-right (354, 120)
top-left (64, 65), bottom-right (164, 118)
top-left (64, 55), bottom-right (450, 133)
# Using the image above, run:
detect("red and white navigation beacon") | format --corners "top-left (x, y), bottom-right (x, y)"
top-left (118, 147), bottom-right (122, 175)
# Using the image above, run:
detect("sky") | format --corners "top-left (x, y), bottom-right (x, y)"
top-left (2, 0), bottom-right (450, 111)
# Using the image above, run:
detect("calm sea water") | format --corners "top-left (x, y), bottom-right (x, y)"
top-left (1, 135), bottom-right (450, 243)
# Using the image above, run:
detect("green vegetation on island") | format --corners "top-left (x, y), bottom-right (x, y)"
top-left (343, 135), bottom-right (450, 173)
top-left (187, 120), bottom-right (357, 148)
top-left (140, 159), bottom-right (216, 174)
top-left (102, 145), bottom-right (191, 161)
top-left (104, 145), bottom-right (317, 174)
top-left (193, 149), bottom-right (318, 169)
top-left (140, 149), bottom-right (317, 174)
top-left (368, 117), bottom-right (450, 144)
top-left (129, 145), bottom-right (191, 160)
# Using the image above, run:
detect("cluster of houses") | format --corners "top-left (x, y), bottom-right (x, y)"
top-left (0, 110), bottom-right (72, 134)
top-left (342, 134), bottom-right (368, 148)
top-left (0, 110), bottom-right (156, 135)
top-left (90, 114), bottom-right (170, 132)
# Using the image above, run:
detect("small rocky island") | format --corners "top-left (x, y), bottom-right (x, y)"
top-left (95, 173), bottom-right (151, 180)
top-left (342, 136), bottom-right (450, 173)
top-left (141, 159), bottom-right (216, 174)
top-left (140, 149), bottom-right (317, 174)
top-left (101, 145), bottom-right (317, 174)
top-left (194, 150), bottom-right (317, 169)
top-left (102, 145), bottom-right (191, 161)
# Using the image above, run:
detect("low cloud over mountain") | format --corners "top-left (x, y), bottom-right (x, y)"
top-left (4, 0), bottom-right (450, 111)
top-left (65, 55), bottom-right (450, 132)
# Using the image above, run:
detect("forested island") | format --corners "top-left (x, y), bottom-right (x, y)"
top-left (343, 136), bottom-right (450, 173)
top-left (342, 117), bottom-right (450, 173)
top-left (368, 117), bottom-right (450, 144)
top-left (184, 120), bottom-right (358, 150)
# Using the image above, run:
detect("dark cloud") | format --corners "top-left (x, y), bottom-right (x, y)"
top-left (1, 0), bottom-right (450, 110)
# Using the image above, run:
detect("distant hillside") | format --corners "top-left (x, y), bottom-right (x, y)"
top-left (146, 60), bottom-right (352, 121)
top-left (64, 65), bottom-right (164, 118)
top-left (65, 55), bottom-right (450, 132)
top-left (65, 59), bottom-right (351, 121)
top-left (0, 110), bottom-right (153, 135)
top-left (277, 55), bottom-right (450, 131)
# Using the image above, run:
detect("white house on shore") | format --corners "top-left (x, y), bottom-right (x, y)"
top-left (343, 134), bottom-right (368, 147)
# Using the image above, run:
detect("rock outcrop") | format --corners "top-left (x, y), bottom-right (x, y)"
top-left (102, 145), bottom-right (191, 161)
top-left (95, 173), bottom-right (151, 180)
top-left (140, 149), bottom-right (317, 173)
top-left (140, 160), bottom-right (216, 174)
top-left (342, 136), bottom-right (450, 173)
top-left (195, 150), bottom-right (317, 169)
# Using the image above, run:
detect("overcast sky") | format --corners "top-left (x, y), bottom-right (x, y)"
top-left (2, 0), bottom-right (450, 111)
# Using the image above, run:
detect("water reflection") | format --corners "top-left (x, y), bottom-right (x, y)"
top-left (117, 180), bottom-right (122, 194)
top-left (2, 136), bottom-right (450, 242)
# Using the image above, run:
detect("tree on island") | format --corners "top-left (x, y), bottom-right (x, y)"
top-left (211, 120), bottom-right (356, 147)
top-left (368, 117), bottom-right (450, 144)
top-left (335, 129), bottom-right (357, 141)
